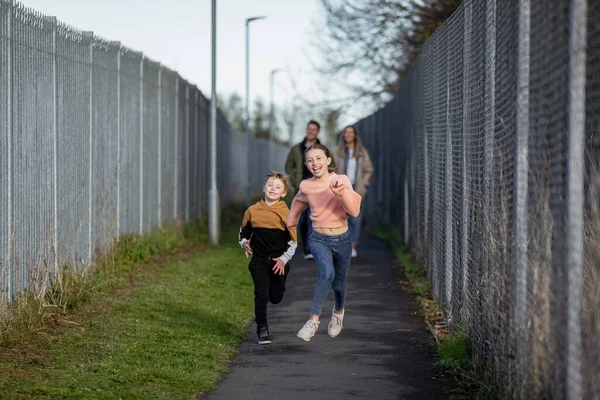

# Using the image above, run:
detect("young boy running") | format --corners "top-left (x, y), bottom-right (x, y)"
top-left (239, 171), bottom-right (297, 344)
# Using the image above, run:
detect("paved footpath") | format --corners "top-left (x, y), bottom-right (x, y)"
top-left (203, 233), bottom-right (451, 400)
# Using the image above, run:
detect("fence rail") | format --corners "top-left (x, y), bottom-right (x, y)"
top-left (0, 0), bottom-right (287, 303)
top-left (356, 0), bottom-right (599, 398)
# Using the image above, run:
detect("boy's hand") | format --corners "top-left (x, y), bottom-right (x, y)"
top-left (329, 179), bottom-right (346, 196)
top-left (272, 258), bottom-right (285, 275)
top-left (243, 241), bottom-right (253, 258)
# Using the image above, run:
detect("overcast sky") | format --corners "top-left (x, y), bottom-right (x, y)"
top-left (22, 0), bottom-right (325, 128)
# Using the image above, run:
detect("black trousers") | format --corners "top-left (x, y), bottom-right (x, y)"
top-left (248, 255), bottom-right (291, 327)
top-left (298, 207), bottom-right (312, 254)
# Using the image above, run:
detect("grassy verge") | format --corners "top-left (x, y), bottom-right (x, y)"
top-left (368, 226), bottom-right (495, 399)
top-left (0, 219), bottom-right (205, 347)
top-left (0, 205), bottom-right (255, 399)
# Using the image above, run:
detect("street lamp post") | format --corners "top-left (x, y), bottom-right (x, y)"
top-left (209, 0), bottom-right (219, 244)
top-left (244, 16), bottom-right (266, 135)
top-left (244, 16), bottom-right (266, 206)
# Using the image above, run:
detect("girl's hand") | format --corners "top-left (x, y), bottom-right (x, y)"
top-left (272, 258), bottom-right (285, 275)
top-left (329, 179), bottom-right (346, 196)
top-left (243, 241), bottom-right (253, 258)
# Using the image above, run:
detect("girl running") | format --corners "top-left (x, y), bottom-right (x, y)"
top-left (287, 143), bottom-right (361, 341)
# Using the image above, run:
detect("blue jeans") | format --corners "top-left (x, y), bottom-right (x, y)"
top-left (298, 207), bottom-right (313, 254)
top-left (308, 230), bottom-right (352, 316)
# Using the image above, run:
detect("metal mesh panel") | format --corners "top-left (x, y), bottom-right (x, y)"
top-left (197, 93), bottom-right (209, 218)
top-left (188, 89), bottom-right (198, 221)
top-left (489, 0), bottom-right (517, 390)
top-left (118, 49), bottom-right (142, 234)
top-left (184, 85), bottom-right (193, 221)
top-left (141, 58), bottom-right (160, 232)
top-left (55, 23), bottom-right (90, 270)
top-left (422, 43), bottom-right (434, 283)
top-left (528, 0), bottom-right (570, 397)
top-left (413, 58), bottom-right (426, 264)
top-left (91, 39), bottom-right (119, 252)
top-left (12, 6), bottom-right (55, 292)
top-left (430, 30), bottom-right (448, 307)
top-left (176, 80), bottom-right (186, 221)
top-left (460, 0), bottom-right (486, 335)
top-left (159, 68), bottom-right (176, 223)
top-left (446, 7), bottom-right (464, 323)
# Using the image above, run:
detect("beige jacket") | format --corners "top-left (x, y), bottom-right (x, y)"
top-left (334, 143), bottom-right (374, 198)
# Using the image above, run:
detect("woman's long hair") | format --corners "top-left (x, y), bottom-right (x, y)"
top-left (336, 125), bottom-right (364, 159)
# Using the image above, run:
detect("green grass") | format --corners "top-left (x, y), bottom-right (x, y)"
top-left (438, 327), bottom-right (469, 373)
top-left (0, 207), bottom-right (255, 399)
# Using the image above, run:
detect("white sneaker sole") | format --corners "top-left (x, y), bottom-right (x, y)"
top-left (328, 326), bottom-right (343, 338)
top-left (297, 332), bottom-right (313, 342)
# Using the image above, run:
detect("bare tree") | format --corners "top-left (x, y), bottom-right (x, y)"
top-left (313, 0), bottom-right (462, 110)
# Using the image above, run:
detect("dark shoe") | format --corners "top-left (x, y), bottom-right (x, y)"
top-left (257, 325), bottom-right (271, 345)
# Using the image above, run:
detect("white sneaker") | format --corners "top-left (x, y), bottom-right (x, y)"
top-left (297, 319), bottom-right (320, 341)
top-left (328, 309), bottom-right (345, 338)
top-left (351, 248), bottom-right (358, 258)
top-left (303, 253), bottom-right (314, 260)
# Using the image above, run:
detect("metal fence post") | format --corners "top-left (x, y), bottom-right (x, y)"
top-left (185, 85), bottom-right (190, 222)
top-left (4, 0), bottom-right (13, 302)
top-left (461, 0), bottom-right (473, 318)
top-left (411, 149), bottom-right (416, 248)
top-left (83, 31), bottom-right (94, 261)
top-left (515, 0), bottom-right (531, 396)
top-left (194, 89), bottom-right (199, 219)
top-left (115, 43), bottom-right (121, 238)
top-left (174, 76), bottom-right (179, 220)
top-left (404, 166), bottom-right (409, 247)
top-left (50, 16), bottom-right (58, 280)
top-left (139, 55), bottom-right (144, 235)
top-left (566, 0), bottom-right (588, 398)
top-left (157, 65), bottom-right (162, 224)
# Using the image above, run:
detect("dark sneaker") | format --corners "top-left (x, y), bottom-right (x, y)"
top-left (257, 325), bottom-right (271, 345)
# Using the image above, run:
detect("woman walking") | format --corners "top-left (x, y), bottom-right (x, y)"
top-left (334, 125), bottom-right (374, 258)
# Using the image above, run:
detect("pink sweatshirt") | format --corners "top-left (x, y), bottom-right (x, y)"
top-left (287, 173), bottom-right (362, 230)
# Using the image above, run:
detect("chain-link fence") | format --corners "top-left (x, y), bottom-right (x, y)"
top-left (0, 1), bottom-right (287, 303)
top-left (355, 0), bottom-right (598, 398)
